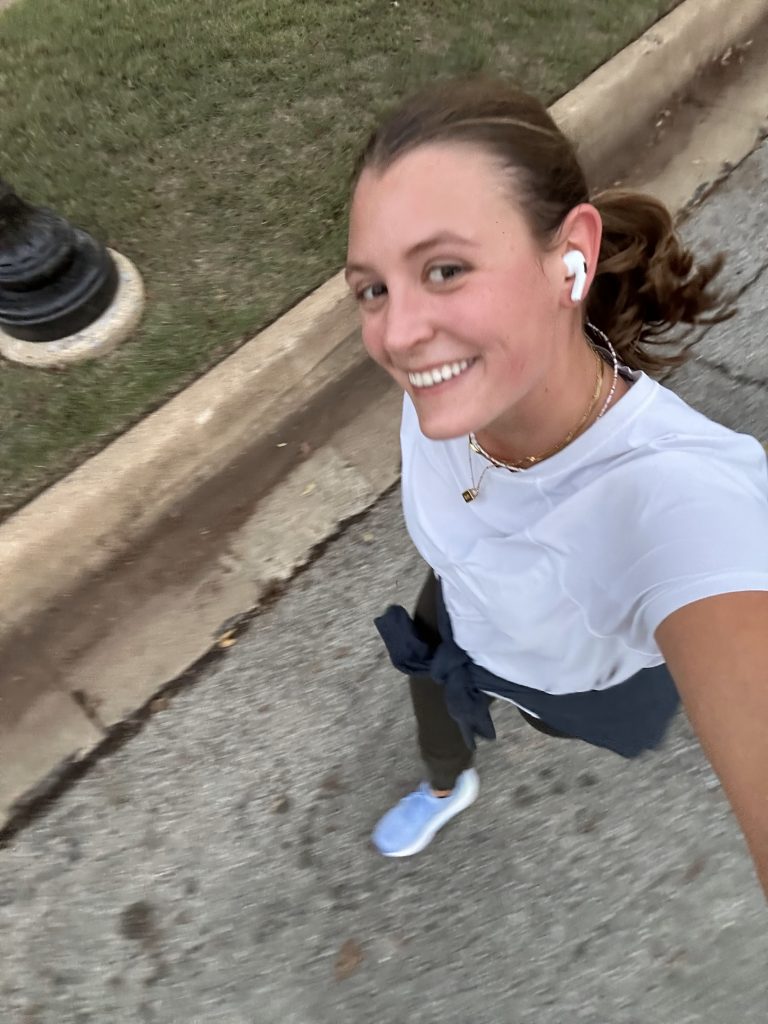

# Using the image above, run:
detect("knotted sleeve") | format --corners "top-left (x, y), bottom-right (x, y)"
top-left (374, 604), bottom-right (496, 750)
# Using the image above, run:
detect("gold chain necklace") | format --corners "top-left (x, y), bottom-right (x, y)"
top-left (462, 348), bottom-right (604, 503)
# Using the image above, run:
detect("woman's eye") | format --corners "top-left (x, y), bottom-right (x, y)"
top-left (358, 282), bottom-right (387, 303)
top-left (427, 264), bottom-right (463, 284)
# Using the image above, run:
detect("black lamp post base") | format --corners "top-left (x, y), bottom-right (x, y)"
top-left (0, 181), bottom-right (120, 343)
top-left (0, 248), bottom-right (144, 367)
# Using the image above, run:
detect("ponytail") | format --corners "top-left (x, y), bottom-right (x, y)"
top-left (588, 189), bottom-right (731, 374)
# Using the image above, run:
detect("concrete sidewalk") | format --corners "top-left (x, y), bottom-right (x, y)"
top-left (2, 497), bottom-right (765, 1023)
top-left (1, 139), bottom-right (767, 1024)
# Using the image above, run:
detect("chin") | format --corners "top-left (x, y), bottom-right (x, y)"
top-left (413, 409), bottom-right (476, 442)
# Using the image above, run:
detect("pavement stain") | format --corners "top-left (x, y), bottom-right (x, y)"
top-left (535, 763), bottom-right (571, 796)
top-left (571, 938), bottom-right (591, 961)
top-left (70, 688), bottom-right (105, 729)
top-left (120, 899), bottom-right (159, 945)
top-left (330, 882), bottom-right (358, 911)
top-left (318, 771), bottom-right (347, 796)
top-left (271, 795), bottom-right (291, 813)
top-left (298, 828), bottom-right (316, 869)
top-left (574, 808), bottom-right (601, 834)
top-left (682, 855), bottom-right (708, 883)
top-left (119, 900), bottom-right (172, 989)
top-left (577, 770), bottom-right (599, 788)
top-left (514, 783), bottom-right (538, 806)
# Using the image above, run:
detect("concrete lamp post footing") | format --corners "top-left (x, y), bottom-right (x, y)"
top-left (0, 249), bottom-right (145, 367)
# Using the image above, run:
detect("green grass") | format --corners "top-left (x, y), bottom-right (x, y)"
top-left (0, 0), bottom-right (678, 519)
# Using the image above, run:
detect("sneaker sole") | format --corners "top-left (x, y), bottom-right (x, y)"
top-left (377, 768), bottom-right (480, 858)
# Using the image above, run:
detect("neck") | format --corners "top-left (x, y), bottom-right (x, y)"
top-left (474, 321), bottom-right (623, 464)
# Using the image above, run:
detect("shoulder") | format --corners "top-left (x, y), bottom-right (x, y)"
top-left (616, 441), bottom-right (768, 646)
top-left (599, 394), bottom-right (768, 570)
top-left (600, 376), bottom-right (768, 506)
top-left (560, 389), bottom-right (768, 645)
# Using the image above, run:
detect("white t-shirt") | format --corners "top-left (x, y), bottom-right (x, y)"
top-left (401, 371), bottom-right (768, 695)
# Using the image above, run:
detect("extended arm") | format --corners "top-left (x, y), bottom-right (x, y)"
top-left (656, 591), bottom-right (768, 899)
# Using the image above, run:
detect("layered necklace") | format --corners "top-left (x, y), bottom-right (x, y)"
top-left (462, 323), bottom-right (619, 503)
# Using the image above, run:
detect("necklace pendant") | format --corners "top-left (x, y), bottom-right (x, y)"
top-left (462, 487), bottom-right (478, 503)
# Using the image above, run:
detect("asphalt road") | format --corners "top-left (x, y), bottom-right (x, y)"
top-left (2, 142), bottom-right (768, 1024)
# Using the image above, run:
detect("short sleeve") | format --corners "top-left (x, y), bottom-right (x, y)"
top-left (623, 445), bottom-right (768, 646)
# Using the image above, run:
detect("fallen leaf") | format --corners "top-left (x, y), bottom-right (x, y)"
top-left (334, 938), bottom-right (364, 981)
top-left (301, 483), bottom-right (316, 496)
top-left (362, 533), bottom-right (374, 543)
top-left (216, 629), bottom-right (237, 648)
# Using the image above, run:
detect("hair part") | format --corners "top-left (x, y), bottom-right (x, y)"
top-left (353, 77), bottom-right (731, 374)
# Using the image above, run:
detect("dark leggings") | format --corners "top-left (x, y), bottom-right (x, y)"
top-left (409, 572), bottom-right (571, 790)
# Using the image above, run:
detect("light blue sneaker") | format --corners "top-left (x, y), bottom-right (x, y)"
top-left (372, 768), bottom-right (479, 857)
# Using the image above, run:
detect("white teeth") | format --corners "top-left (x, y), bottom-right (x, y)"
top-left (408, 358), bottom-right (474, 390)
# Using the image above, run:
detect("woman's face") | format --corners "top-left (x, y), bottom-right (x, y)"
top-left (346, 142), bottom-right (565, 441)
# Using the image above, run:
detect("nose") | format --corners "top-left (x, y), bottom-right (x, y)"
top-left (380, 282), bottom-right (435, 357)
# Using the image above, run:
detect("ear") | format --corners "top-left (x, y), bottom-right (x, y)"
top-left (549, 203), bottom-right (603, 308)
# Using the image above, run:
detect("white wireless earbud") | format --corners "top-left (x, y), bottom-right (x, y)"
top-left (563, 250), bottom-right (587, 302)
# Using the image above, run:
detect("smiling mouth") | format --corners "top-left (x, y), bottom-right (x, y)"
top-left (407, 358), bottom-right (476, 390)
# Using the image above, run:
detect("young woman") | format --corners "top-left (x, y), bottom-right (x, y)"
top-left (344, 78), bottom-right (768, 895)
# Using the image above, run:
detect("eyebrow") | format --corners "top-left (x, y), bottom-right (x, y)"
top-left (345, 230), bottom-right (477, 278)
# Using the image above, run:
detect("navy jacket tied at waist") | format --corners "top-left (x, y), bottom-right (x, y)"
top-left (374, 580), bottom-right (680, 759)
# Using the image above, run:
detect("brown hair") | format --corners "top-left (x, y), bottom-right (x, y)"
top-left (352, 78), bottom-right (729, 374)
